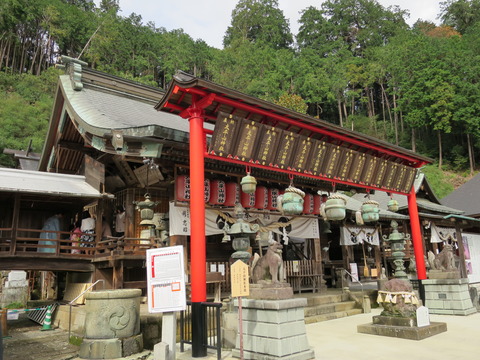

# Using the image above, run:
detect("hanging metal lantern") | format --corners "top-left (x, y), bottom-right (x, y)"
top-left (324, 193), bottom-right (347, 221)
top-left (388, 198), bottom-right (399, 212)
top-left (240, 172), bottom-right (257, 194)
top-left (361, 199), bottom-right (380, 222)
top-left (281, 186), bottom-right (305, 215)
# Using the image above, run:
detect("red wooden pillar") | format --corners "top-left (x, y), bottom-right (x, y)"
top-left (188, 107), bottom-right (207, 357)
top-left (407, 187), bottom-right (427, 280)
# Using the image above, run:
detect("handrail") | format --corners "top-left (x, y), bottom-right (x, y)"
top-left (68, 279), bottom-right (105, 341)
top-left (342, 268), bottom-right (364, 299)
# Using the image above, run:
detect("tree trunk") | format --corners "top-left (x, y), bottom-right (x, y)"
top-left (380, 84), bottom-right (392, 136)
top-left (393, 94), bottom-right (399, 146)
top-left (337, 98), bottom-right (343, 127)
top-left (467, 133), bottom-right (474, 176)
top-left (438, 131), bottom-right (443, 169)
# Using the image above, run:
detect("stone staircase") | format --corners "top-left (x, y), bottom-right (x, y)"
top-left (299, 290), bottom-right (363, 324)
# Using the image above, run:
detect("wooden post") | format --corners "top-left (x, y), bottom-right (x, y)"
top-left (11, 193), bottom-right (20, 255)
top-left (112, 260), bottom-right (124, 289)
top-left (125, 188), bottom-right (135, 238)
top-left (454, 222), bottom-right (468, 278)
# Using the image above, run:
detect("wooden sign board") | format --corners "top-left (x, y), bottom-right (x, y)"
top-left (254, 125), bottom-right (282, 166)
top-left (209, 112), bottom-right (241, 157)
top-left (209, 114), bottom-right (419, 194)
top-left (274, 131), bottom-right (298, 169)
top-left (234, 119), bottom-right (261, 162)
top-left (292, 135), bottom-right (313, 172)
top-left (231, 260), bottom-right (250, 297)
top-left (402, 167), bottom-right (417, 193)
top-left (308, 139), bottom-right (328, 176)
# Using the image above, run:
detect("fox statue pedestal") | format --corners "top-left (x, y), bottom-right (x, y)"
top-left (232, 297), bottom-right (315, 360)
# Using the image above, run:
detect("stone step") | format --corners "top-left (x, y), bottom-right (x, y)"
top-left (304, 300), bottom-right (357, 317)
top-left (304, 308), bottom-right (363, 324)
top-left (304, 293), bottom-right (350, 306)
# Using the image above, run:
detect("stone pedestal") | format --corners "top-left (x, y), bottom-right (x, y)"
top-left (232, 298), bottom-right (314, 360)
top-left (79, 289), bottom-right (143, 359)
top-left (358, 315), bottom-right (447, 340)
top-left (423, 278), bottom-right (477, 315)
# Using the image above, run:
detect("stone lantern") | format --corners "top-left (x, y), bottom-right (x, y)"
top-left (223, 204), bottom-right (259, 263)
top-left (134, 193), bottom-right (159, 238)
top-left (383, 220), bottom-right (410, 279)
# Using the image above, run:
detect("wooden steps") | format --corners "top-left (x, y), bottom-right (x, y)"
top-left (298, 291), bottom-right (364, 324)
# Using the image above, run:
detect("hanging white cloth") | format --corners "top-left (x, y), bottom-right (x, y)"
top-left (169, 201), bottom-right (320, 238)
top-left (340, 225), bottom-right (380, 246)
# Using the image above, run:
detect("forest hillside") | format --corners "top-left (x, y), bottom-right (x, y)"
top-left (2, 0), bottom-right (480, 198)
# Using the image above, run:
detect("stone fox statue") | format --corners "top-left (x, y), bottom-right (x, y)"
top-left (251, 241), bottom-right (284, 283)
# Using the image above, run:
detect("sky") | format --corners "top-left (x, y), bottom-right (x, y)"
top-left (113, 0), bottom-right (443, 49)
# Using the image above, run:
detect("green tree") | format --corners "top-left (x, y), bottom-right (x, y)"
top-left (224, 0), bottom-right (293, 49)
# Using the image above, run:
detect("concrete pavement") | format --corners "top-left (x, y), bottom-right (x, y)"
top-left (177, 307), bottom-right (480, 360)
top-left (4, 307), bottom-right (479, 359)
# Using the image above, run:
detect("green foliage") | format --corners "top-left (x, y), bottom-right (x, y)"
top-left (224, 0), bottom-right (293, 49)
top-left (422, 164), bottom-right (455, 199)
top-left (0, 68), bottom-right (60, 167)
top-left (5, 302), bottom-right (25, 309)
top-left (274, 93), bottom-right (308, 114)
top-left (2, 0), bottom-right (480, 179)
top-left (69, 335), bottom-right (83, 346)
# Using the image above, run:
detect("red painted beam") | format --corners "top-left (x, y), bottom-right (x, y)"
top-left (408, 188), bottom-right (427, 280)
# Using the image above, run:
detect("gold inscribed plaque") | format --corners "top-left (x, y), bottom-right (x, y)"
top-left (394, 164), bottom-right (408, 192)
top-left (234, 120), bottom-right (260, 162)
top-left (373, 159), bottom-right (389, 187)
top-left (402, 167), bottom-right (417, 193)
top-left (349, 153), bottom-right (366, 183)
top-left (382, 162), bottom-right (398, 190)
top-left (361, 155), bottom-right (378, 185)
top-left (323, 145), bottom-right (342, 179)
top-left (337, 149), bottom-right (354, 181)
top-left (209, 112), bottom-right (240, 157)
top-left (309, 140), bottom-right (328, 176)
top-left (274, 131), bottom-right (298, 169)
top-left (292, 136), bottom-right (313, 172)
top-left (255, 125), bottom-right (281, 166)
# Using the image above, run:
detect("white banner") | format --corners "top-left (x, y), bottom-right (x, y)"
top-left (169, 201), bottom-right (319, 239)
top-left (463, 233), bottom-right (480, 283)
top-left (340, 226), bottom-right (380, 246)
top-left (431, 224), bottom-right (456, 243)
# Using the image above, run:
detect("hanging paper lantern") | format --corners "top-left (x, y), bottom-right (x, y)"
top-left (175, 175), bottom-right (210, 202)
top-left (209, 180), bottom-right (226, 205)
top-left (313, 194), bottom-right (322, 215)
top-left (254, 186), bottom-right (268, 209)
top-left (267, 188), bottom-right (280, 211)
top-left (303, 193), bottom-right (314, 214)
top-left (224, 182), bottom-right (240, 207)
top-left (241, 191), bottom-right (256, 209)
top-left (176, 175), bottom-right (190, 202)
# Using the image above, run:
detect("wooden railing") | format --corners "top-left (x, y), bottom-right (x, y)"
top-left (0, 227), bottom-right (163, 259)
top-left (284, 259), bottom-right (324, 293)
